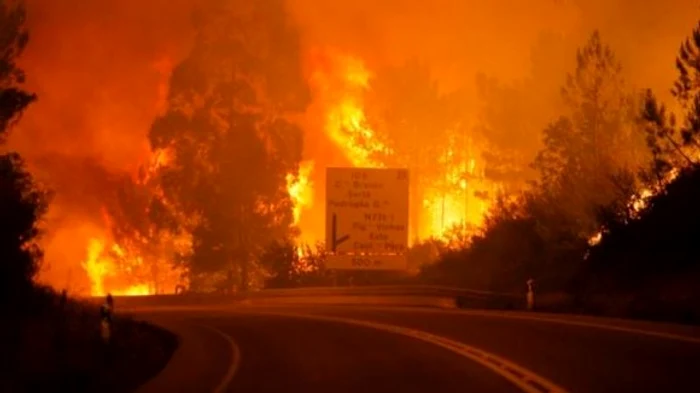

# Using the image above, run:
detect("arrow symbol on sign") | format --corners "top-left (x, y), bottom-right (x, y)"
top-left (331, 213), bottom-right (350, 252)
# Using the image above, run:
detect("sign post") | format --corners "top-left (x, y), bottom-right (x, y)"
top-left (325, 167), bottom-right (409, 270)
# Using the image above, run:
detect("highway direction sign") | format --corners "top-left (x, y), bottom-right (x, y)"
top-left (325, 167), bottom-right (409, 270)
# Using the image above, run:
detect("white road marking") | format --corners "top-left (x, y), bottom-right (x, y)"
top-left (237, 310), bottom-right (569, 393)
top-left (353, 307), bottom-right (700, 345)
top-left (198, 324), bottom-right (242, 393)
top-left (124, 303), bottom-right (700, 345)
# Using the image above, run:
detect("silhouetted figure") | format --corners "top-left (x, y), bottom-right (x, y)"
top-left (100, 294), bottom-right (114, 344)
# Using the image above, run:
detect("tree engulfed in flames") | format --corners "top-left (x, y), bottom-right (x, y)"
top-left (588, 168), bottom-right (681, 247)
top-left (420, 136), bottom-right (493, 241)
top-left (82, 226), bottom-right (192, 297)
top-left (286, 160), bottom-right (315, 226)
top-left (299, 49), bottom-right (496, 245)
top-left (83, 239), bottom-right (152, 296)
top-left (81, 147), bottom-right (192, 297)
top-left (81, 49), bottom-right (502, 296)
top-left (308, 50), bottom-right (393, 168)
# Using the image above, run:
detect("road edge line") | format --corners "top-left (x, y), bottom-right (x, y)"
top-left (483, 313), bottom-right (700, 344)
top-left (371, 307), bottom-right (700, 345)
top-left (197, 324), bottom-right (242, 393)
top-left (239, 310), bottom-right (568, 393)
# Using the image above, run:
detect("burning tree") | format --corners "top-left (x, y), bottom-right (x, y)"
top-left (363, 60), bottom-right (490, 241)
top-left (149, 0), bottom-right (310, 291)
top-left (96, 158), bottom-right (193, 295)
top-left (422, 32), bottom-right (653, 292)
top-left (569, 23), bottom-right (700, 320)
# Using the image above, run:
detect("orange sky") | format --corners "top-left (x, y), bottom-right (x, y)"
top-left (8, 0), bottom-right (699, 292)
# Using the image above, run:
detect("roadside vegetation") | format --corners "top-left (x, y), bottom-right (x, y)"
top-left (0, 2), bottom-right (176, 391)
top-left (417, 26), bottom-right (700, 324)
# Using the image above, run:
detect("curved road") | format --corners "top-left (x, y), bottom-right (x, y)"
top-left (131, 304), bottom-right (700, 393)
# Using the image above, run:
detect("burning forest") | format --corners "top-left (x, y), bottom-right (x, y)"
top-left (5, 0), bottom-right (700, 300)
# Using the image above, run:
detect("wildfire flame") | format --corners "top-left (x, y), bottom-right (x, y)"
top-left (83, 238), bottom-right (152, 297)
top-left (82, 48), bottom-right (504, 296)
top-left (308, 50), bottom-right (392, 168)
top-left (293, 49), bottom-right (497, 247)
top-left (286, 160), bottom-right (315, 226)
top-left (80, 146), bottom-right (190, 297)
top-left (588, 168), bottom-right (682, 247)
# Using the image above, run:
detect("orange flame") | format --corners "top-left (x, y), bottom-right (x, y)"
top-left (297, 50), bottom-right (497, 246)
top-left (286, 160), bottom-right (315, 226)
top-left (83, 238), bottom-right (153, 297)
top-left (308, 50), bottom-right (392, 168)
top-left (80, 146), bottom-right (191, 297)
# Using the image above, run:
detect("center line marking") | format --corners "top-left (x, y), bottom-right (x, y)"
top-left (234, 310), bottom-right (569, 393)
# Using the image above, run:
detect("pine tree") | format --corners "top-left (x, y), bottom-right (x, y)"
top-left (532, 31), bottom-right (647, 237)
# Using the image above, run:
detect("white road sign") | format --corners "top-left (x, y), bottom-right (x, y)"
top-left (325, 167), bottom-right (409, 270)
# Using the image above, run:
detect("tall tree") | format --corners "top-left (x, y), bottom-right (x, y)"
top-left (576, 19), bottom-right (700, 324)
top-left (149, 0), bottom-right (309, 291)
top-left (0, 1), bottom-right (34, 138)
top-left (532, 31), bottom-right (648, 238)
top-left (101, 166), bottom-right (192, 294)
top-left (0, 0), bottom-right (47, 305)
top-left (642, 22), bottom-right (700, 182)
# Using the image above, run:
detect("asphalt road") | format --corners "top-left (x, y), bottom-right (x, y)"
top-left (131, 304), bottom-right (700, 393)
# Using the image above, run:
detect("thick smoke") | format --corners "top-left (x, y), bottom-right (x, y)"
top-left (290, 0), bottom-right (697, 93)
top-left (8, 0), bottom-right (699, 291)
top-left (10, 0), bottom-right (196, 291)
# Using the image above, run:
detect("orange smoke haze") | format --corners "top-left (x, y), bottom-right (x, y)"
top-left (8, 0), bottom-right (700, 294)
top-left (10, 0), bottom-right (196, 294)
top-left (289, 0), bottom-right (697, 94)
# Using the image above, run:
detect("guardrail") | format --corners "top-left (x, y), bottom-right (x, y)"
top-left (104, 285), bottom-right (525, 310)
top-left (247, 285), bottom-right (520, 299)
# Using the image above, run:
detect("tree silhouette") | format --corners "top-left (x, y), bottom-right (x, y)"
top-left (149, 0), bottom-right (309, 291)
top-left (0, 1), bottom-right (47, 307)
top-left (642, 21), bottom-right (700, 181)
top-left (0, 2), bottom-right (34, 139)
top-left (423, 32), bottom-right (648, 294)
top-left (532, 31), bottom-right (648, 238)
top-left (577, 21), bottom-right (700, 322)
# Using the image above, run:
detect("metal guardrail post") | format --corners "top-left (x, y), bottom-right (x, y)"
top-left (526, 279), bottom-right (535, 311)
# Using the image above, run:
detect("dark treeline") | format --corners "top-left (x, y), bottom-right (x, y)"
top-left (0, 0), bottom-right (46, 316)
top-left (264, 26), bottom-right (700, 325)
top-left (419, 27), bottom-right (700, 323)
top-left (259, 26), bottom-right (700, 327)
